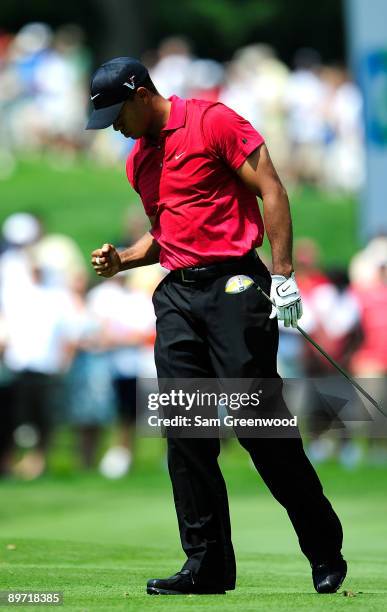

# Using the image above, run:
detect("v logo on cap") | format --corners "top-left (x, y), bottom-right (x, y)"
top-left (86, 59), bottom-right (149, 130)
top-left (123, 76), bottom-right (136, 90)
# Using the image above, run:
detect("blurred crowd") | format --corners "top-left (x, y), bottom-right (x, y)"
top-left (276, 237), bottom-right (387, 466)
top-left (1, 212), bottom-right (387, 479)
top-left (0, 25), bottom-right (364, 191)
top-left (0, 23), bottom-right (381, 479)
top-left (0, 211), bottom-right (161, 479)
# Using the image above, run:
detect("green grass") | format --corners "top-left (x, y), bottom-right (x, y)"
top-left (0, 156), bottom-right (360, 267)
top-left (0, 438), bottom-right (386, 611)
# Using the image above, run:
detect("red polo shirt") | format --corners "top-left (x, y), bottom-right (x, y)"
top-left (126, 96), bottom-right (265, 270)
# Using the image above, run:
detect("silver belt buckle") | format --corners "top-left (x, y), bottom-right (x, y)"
top-left (180, 269), bottom-right (196, 283)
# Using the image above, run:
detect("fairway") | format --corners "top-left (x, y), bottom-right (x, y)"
top-left (0, 439), bottom-right (386, 611)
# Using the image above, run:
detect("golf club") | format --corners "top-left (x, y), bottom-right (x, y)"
top-left (256, 284), bottom-right (385, 416)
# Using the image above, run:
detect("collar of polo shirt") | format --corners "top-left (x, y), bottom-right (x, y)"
top-left (145, 96), bottom-right (187, 147)
top-left (162, 96), bottom-right (187, 132)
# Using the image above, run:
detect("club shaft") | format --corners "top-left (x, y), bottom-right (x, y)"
top-left (256, 286), bottom-right (381, 411)
top-left (295, 323), bottom-right (379, 410)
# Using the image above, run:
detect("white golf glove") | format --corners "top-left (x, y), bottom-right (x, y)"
top-left (269, 272), bottom-right (303, 328)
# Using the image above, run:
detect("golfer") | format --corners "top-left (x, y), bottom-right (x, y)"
top-left (87, 57), bottom-right (347, 595)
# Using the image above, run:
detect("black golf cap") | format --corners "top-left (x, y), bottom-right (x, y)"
top-left (86, 57), bottom-right (149, 129)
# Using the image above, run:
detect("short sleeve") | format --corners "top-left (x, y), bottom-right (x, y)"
top-left (202, 103), bottom-right (265, 170)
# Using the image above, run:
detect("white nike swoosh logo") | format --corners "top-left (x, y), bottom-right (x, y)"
top-left (175, 152), bottom-right (185, 160)
top-left (90, 93), bottom-right (101, 100)
top-left (277, 285), bottom-right (298, 297)
top-left (278, 283), bottom-right (291, 294)
top-left (123, 81), bottom-right (135, 89)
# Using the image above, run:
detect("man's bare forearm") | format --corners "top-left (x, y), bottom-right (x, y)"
top-left (119, 231), bottom-right (161, 271)
top-left (262, 185), bottom-right (293, 278)
top-left (235, 145), bottom-right (294, 278)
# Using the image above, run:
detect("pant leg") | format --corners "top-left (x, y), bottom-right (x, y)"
top-left (203, 258), bottom-right (344, 565)
top-left (240, 436), bottom-right (343, 564)
top-left (166, 436), bottom-right (236, 588)
top-left (152, 277), bottom-right (236, 589)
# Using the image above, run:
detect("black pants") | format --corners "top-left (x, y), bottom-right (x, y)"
top-left (13, 371), bottom-right (62, 451)
top-left (152, 255), bottom-right (343, 590)
top-left (0, 383), bottom-right (14, 475)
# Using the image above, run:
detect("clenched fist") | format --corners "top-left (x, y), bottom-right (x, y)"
top-left (91, 243), bottom-right (122, 277)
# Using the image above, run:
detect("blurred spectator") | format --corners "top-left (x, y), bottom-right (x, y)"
top-left (128, 265), bottom-right (162, 379)
top-left (297, 267), bottom-right (362, 466)
top-left (150, 36), bottom-right (193, 98)
top-left (0, 213), bottom-right (41, 310)
top-left (88, 269), bottom-right (158, 478)
top-left (188, 58), bottom-right (224, 101)
top-left (219, 45), bottom-right (265, 130)
top-left (31, 232), bottom-right (87, 288)
top-left (2, 264), bottom-right (77, 479)
top-left (285, 48), bottom-right (329, 185)
top-left (65, 272), bottom-right (115, 470)
top-left (294, 238), bottom-right (329, 297)
top-left (351, 261), bottom-right (387, 376)
top-left (349, 256), bottom-right (387, 465)
top-left (0, 212), bottom-right (87, 292)
top-left (32, 24), bottom-right (90, 153)
top-left (0, 22), bottom-right (90, 171)
top-left (349, 235), bottom-right (387, 289)
top-left (321, 66), bottom-right (364, 192)
top-left (221, 45), bottom-right (289, 174)
top-left (305, 267), bottom-right (361, 376)
top-left (0, 211), bottom-right (89, 477)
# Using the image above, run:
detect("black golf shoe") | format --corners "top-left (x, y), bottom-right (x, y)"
top-left (146, 569), bottom-right (226, 595)
top-left (312, 558), bottom-right (347, 594)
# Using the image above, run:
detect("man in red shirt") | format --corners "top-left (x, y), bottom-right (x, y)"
top-left (88, 57), bottom-right (346, 596)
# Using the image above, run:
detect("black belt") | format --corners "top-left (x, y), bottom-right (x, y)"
top-left (169, 250), bottom-right (260, 283)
